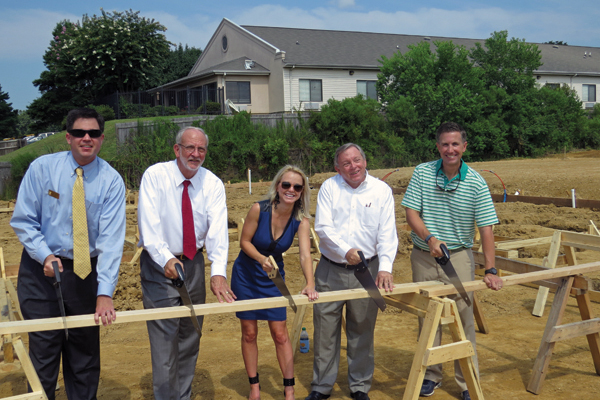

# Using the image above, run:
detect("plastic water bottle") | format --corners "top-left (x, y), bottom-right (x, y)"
top-left (299, 327), bottom-right (310, 353)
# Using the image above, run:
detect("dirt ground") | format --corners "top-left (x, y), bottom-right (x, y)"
top-left (2, 152), bottom-right (600, 399)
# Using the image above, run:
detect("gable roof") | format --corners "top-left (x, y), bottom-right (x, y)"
top-left (242, 25), bottom-right (600, 75)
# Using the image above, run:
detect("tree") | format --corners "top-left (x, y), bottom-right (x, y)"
top-left (377, 40), bottom-right (487, 161)
top-left (28, 9), bottom-right (172, 128)
top-left (544, 40), bottom-right (568, 46)
top-left (470, 31), bottom-right (542, 95)
top-left (16, 110), bottom-right (34, 138)
top-left (470, 31), bottom-right (545, 156)
top-left (148, 44), bottom-right (202, 88)
top-left (0, 84), bottom-right (18, 139)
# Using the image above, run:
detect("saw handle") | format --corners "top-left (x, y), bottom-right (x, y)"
top-left (435, 244), bottom-right (450, 265)
top-left (267, 256), bottom-right (279, 279)
top-left (52, 261), bottom-right (61, 284)
top-left (171, 263), bottom-right (185, 288)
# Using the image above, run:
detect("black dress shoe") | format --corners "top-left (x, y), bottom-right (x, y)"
top-left (350, 391), bottom-right (370, 400)
top-left (304, 391), bottom-right (331, 400)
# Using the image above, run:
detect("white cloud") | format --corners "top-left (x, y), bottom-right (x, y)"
top-left (142, 11), bottom-right (219, 49)
top-left (334, 0), bottom-right (355, 8)
top-left (0, 9), bottom-right (80, 60)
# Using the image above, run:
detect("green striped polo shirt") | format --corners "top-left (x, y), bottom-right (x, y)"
top-left (402, 159), bottom-right (499, 250)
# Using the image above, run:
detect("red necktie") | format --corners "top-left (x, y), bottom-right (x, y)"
top-left (182, 180), bottom-right (196, 259)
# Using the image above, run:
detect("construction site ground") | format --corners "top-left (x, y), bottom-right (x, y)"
top-left (1, 151), bottom-right (600, 399)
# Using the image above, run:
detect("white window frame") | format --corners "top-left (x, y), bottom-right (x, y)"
top-left (357, 80), bottom-right (378, 100)
top-left (299, 79), bottom-right (322, 102)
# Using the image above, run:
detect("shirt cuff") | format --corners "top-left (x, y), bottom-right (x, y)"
top-left (378, 261), bottom-right (393, 274)
top-left (35, 246), bottom-right (54, 266)
top-left (337, 244), bottom-right (352, 261)
top-left (210, 263), bottom-right (227, 278)
top-left (97, 282), bottom-right (115, 298)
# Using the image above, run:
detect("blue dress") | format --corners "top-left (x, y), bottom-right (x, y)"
top-left (231, 200), bottom-right (301, 321)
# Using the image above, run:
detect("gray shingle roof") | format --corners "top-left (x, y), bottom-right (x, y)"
top-left (242, 25), bottom-right (600, 75)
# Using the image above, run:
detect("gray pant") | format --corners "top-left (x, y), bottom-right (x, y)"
top-left (140, 250), bottom-right (206, 400)
top-left (311, 256), bottom-right (380, 395)
top-left (411, 247), bottom-right (478, 392)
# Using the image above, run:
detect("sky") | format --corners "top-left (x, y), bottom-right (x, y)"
top-left (1, 0), bottom-right (599, 111)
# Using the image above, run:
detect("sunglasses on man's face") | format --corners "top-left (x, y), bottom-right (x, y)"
top-left (281, 181), bottom-right (304, 192)
top-left (67, 129), bottom-right (103, 138)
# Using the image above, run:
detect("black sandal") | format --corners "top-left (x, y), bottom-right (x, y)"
top-left (249, 373), bottom-right (259, 385)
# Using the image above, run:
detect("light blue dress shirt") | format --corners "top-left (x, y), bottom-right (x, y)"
top-left (10, 151), bottom-right (126, 297)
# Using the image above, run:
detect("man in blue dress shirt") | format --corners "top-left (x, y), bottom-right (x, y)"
top-left (10, 108), bottom-right (126, 400)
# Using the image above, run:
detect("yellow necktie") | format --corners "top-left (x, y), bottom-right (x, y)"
top-left (73, 167), bottom-right (91, 279)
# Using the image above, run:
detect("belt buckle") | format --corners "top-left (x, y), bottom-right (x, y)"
top-left (176, 254), bottom-right (186, 261)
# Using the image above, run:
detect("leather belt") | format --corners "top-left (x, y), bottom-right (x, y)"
top-left (414, 246), bottom-right (468, 254)
top-left (322, 254), bottom-right (378, 269)
top-left (175, 248), bottom-right (203, 261)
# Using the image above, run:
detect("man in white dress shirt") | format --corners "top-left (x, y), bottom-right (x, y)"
top-left (306, 143), bottom-right (398, 400)
top-left (138, 126), bottom-right (234, 400)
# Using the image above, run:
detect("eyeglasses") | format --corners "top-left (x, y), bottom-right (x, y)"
top-left (435, 168), bottom-right (461, 192)
top-left (178, 143), bottom-right (207, 155)
top-left (68, 129), bottom-right (103, 138)
top-left (281, 181), bottom-right (304, 192)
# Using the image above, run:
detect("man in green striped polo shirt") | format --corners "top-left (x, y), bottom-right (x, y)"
top-left (402, 122), bottom-right (503, 400)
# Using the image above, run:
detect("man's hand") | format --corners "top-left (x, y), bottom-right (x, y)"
top-left (210, 275), bottom-right (236, 303)
top-left (484, 273), bottom-right (503, 291)
top-left (345, 248), bottom-right (362, 265)
top-left (375, 271), bottom-right (394, 292)
top-left (427, 237), bottom-right (446, 258)
top-left (95, 295), bottom-right (116, 326)
top-left (164, 258), bottom-right (182, 279)
top-left (43, 254), bottom-right (63, 278)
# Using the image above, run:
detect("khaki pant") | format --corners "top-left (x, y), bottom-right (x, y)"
top-left (411, 247), bottom-right (478, 392)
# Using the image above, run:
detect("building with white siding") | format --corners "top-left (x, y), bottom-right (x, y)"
top-left (157, 18), bottom-right (600, 114)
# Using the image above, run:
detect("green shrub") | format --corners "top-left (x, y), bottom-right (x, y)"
top-left (3, 152), bottom-right (39, 200)
top-left (205, 102), bottom-right (221, 114)
top-left (111, 120), bottom-right (179, 188)
top-left (88, 104), bottom-right (116, 121)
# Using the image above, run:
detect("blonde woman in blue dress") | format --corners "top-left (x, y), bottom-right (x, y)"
top-left (231, 165), bottom-right (318, 400)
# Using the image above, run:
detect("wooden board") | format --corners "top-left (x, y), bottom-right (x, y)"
top-left (420, 261), bottom-right (600, 298)
top-left (0, 281), bottom-right (443, 335)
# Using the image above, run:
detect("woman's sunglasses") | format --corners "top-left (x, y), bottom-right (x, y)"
top-left (281, 181), bottom-right (304, 192)
top-left (67, 129), bottom-right (103, 138)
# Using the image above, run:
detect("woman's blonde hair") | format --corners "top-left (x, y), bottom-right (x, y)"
top-left (265, 165), bottom-right (311, 221)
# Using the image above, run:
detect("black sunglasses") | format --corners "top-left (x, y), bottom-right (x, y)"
top-left (435, 167), bottom-right (461, 192)
top-left (281, 181), bottom-right (304, 192)
top-left (68, 129), bottom-right (103, 138)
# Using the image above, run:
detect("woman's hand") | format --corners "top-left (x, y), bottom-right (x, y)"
top-left (301, 285), bottom-right (319, 301)
top-left (261, 256), bottom-right (274, 273)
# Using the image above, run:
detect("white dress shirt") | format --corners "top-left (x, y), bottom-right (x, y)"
top-left (315, 172), bottom-right (398, 273)
top-left (138, 160), bottom-right (229, 277)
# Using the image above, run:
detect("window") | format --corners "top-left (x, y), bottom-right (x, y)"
top-left (226, 81), bottom-right (250, 104)
top-left (299, 79), bottom-right (322, 102)
top-left (583, 84), bottom-right (596, 102)
top-left (545, 83), bottom-right (560, 90)
top-left (357, 80), bottom-right (377, 100)
top-left (222, 35), bottom-right (228, 52)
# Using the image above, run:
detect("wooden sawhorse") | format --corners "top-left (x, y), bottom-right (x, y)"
top-left (385, 294), bottom-right (484, 400)
top-left (527, 274), bottom-right (600, 393)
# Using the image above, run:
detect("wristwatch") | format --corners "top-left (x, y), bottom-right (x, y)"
top-left (485, 267), bottom-right (498, 275)
top-left (424, 234), bottom-right (434, 244)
